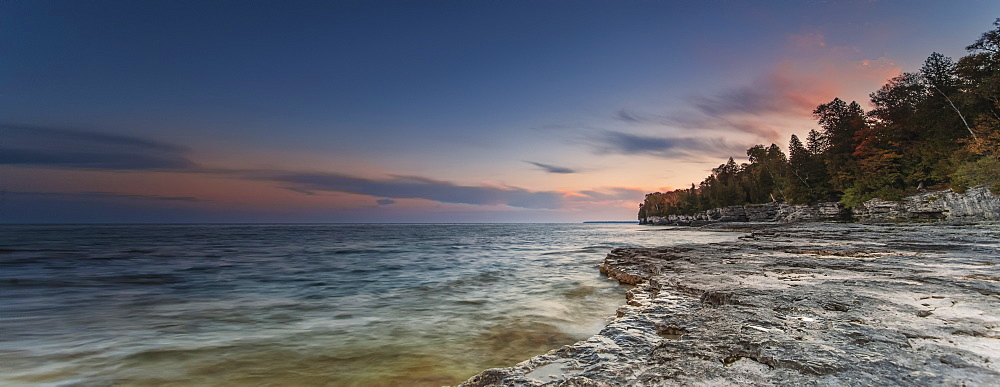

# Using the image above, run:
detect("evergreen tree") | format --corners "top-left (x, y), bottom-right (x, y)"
top-left (786, 134), bottom-right (828, 203)
top-left (746, 144), bottom-right (790, 202)
top-left (813, 98), bottom-right (867, 195)
top-left (806, 129), bottom-right (826, 155)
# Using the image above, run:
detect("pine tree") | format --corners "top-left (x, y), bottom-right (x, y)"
top-left (813, 98), bottom-right (867, 195)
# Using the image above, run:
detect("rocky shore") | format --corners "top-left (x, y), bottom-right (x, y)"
top-left (460, 222), bottom-right (1000, 386)
top-left (640, 186), bottom-right (1000, 225)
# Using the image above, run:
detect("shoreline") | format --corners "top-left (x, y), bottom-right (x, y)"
top-left (640, 186), bottom-right (1000, 226)
top-left (460, 222), bottom-right (1000, 386)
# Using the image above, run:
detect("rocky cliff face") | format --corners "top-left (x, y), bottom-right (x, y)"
top-left (640, 202), bottom-right (849, 225)
top-left (853, 186), bottom-right (1000, 222)
top-left (639, 186), bottom-right (999, 225)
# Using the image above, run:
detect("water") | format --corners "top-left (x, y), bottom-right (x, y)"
top-left (0, 224), bottom-right (739, 386)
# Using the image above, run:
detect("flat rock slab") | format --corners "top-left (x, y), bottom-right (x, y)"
top-left (460, 222), bottom-right (1000, 386)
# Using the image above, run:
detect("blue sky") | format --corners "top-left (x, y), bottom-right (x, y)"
top-left (2, 1), bottom-right (998, 222)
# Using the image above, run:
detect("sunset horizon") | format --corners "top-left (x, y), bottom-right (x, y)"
top-left (2, 1), bottom-right (997, 223)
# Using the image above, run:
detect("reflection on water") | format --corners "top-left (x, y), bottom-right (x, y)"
top-left (0, 224), bottom-right (738, 386)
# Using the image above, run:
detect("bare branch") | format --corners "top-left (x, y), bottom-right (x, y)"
top-left (928, 83), bottom-right (977, 140)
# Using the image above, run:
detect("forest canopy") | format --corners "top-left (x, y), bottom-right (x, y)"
top-left (640, 20), bottom-right (1000, 220)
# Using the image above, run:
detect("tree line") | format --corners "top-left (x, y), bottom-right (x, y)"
top-left (640, 20), bottom-right (1000, 219)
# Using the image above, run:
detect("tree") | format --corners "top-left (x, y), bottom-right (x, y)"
top-left (866, 72), bottom-right (930, 188)
top-left (968, 18), bottom-right (1000, 54)
top-left (746, 144), bottom-right (790, 203)
top-left (844, 119), bottom-right (906, 205)
top-left (958, 18), bottom-right (1000, 157)
top-left (869, 73), bottom-right (925, 126)
top-left (813, 98), bottom-right (867, 194)
top-left (806, 129), bottom-right (826, 154)
top-left (921, 52), bottom-right (974, 139)
top-left (786, 134), bottom-right (829, 203)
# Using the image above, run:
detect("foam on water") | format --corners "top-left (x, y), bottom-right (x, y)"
top-left (0, 223), bottom-right (738, 386)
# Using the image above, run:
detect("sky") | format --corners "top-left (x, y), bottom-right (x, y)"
top-left (1, 0), bottom-right (998, 223)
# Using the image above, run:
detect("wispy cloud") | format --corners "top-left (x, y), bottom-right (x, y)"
top-left (689, 79), bottom-right (801, 117)
top-left (268, 173), bottom-right (565, 209)
top-left (525, 161), bottom-right (576, 174)
top-left (589, 131), bottom-right (741, 159)
top-left (0, 125), bottom-right (196, 170)
top-left (615, 108), bottom-right (646, 124)
top-left (3, 190), bottom-right (208, 202)
top-left (618, 32), bottom-right (901, 143)
top-left (245, 171), bottom-right (646, 210)
top-left (576, 187), bottom-right (645, 202)
top-left (656, 69), bottom-right (833, 140)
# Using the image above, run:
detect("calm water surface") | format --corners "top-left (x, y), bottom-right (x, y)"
top-left (0, 224), bottom-right (738, 386)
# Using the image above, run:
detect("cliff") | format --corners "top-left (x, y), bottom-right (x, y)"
top-left (852, 186), bottom-right (1000, 222)
top-left (639, 186), bottom-right (1000, 225)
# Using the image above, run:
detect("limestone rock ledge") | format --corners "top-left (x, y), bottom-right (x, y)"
top-left (459, 222), bottom-right (1000, 386)
top-left (640, 186), bottom-right (1000, 225)
top-left (853, 186), bottom-right (1000, 222)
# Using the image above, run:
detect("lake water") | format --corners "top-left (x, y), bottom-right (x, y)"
top-left (0, 223), bottom-right (738, 386)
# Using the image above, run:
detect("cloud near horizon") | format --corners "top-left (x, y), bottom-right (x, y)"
top-left (260, 172), bottom-right (642, 210)
top-left (576, 187), bottom-right (645, 202)
top-left (3, 190), bottom-right (208, 202)
top-left (0, 122), bottom-right (647, 215)
top-left (273, 173), bottom-right (563, 209)
top-left (0, 125), bottom-right (197, 171)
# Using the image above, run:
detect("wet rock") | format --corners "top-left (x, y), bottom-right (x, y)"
top-left (459, 222), bottom-right (1000, 386)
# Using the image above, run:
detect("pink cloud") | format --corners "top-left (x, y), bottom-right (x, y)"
top-left (661, 32), bottom-right (903, 144)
